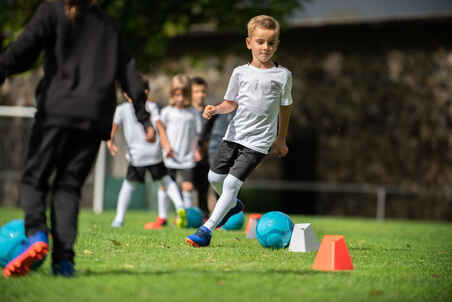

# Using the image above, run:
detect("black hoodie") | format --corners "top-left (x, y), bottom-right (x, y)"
top-left (0, 0), bottom-right (150, 139)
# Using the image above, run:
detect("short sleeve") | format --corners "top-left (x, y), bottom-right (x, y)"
top-left (113, 106), bottom-right (123, 125)
top-left (280, 71), bottom-right (293, 106)
top-left (160, 106), bottom-right (169, 125)
top-left (146, 102), bottom-right (160, 125)
top-left (223, 69), bottom-right (240, 102)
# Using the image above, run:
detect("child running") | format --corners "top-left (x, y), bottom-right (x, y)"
top-left (158, 75), bottom-right (203, 220)
top-left (186, 15), bottom-right (293, 247)
top-left (107, 81), bottom-right (187, 229)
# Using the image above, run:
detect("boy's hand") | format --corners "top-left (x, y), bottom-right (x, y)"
top-left (203, 105), bottom-right (216, 119)
top-left (164, 145), bottom-right (174, 159)
top-left (106, 140), bottom-right (118, 156)
top-left (271, 137), bottom-right (289, 158)
top-left (145, 126), bottom-right (156, 143)
top-left (194, 148), bottom-right (202, 162)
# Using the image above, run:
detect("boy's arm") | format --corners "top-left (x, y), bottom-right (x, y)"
top-left (203, 100), bottom-right (237, 119)
top-left (117, 39), bottom-right (152, 134)
top-left (106, 123), bottom-right (119, 156)
top-left (156, 120), bottom-right (173, 158)
top-left (0, 3), bottom-right (53, 84)
top-left (272, 104), bottom-right (293, 158)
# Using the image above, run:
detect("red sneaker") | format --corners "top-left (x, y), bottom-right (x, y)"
top-left (144, 217), bottom-right (167, 230)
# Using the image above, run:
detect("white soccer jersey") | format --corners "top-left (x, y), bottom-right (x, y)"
top-left (113, 102), bottom-right (162, 166)
top-left (223, 64), bottom-right (293, 154)
top-left (160, 105), bottom-right (203, 169)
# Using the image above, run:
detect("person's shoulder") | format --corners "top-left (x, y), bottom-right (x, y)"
top-left (188, 106), bottom-right (198, 113)
top-left (119, 102), bottom-right (134, 111)
top-left (232, 64), bottom-right (250, 74)
top-left (275, 65), bottom-right (292, 77)
top-left (160, 105), bottom-right (172, 114)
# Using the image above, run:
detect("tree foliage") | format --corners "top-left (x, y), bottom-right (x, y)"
top-left (0, 0), bottom-right (304, 70)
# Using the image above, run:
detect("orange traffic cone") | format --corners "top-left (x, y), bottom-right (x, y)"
top-left (312, 235), bottom-right (353, 271)
top-left (245, 213), bottom-right (262, 239)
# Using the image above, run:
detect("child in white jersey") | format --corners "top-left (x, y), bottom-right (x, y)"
top-left (107, 81), bottom-right (187, 229)
top-left (191, 77), bottom-right (211, 219)
top-left (159, 75), bottom-right (203, 217)
top-left (186, 15), bottom-right (293, 247)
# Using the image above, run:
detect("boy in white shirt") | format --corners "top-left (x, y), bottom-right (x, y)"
top-left (186, 15), bottom-right (293, 247)
top-left (108, 83), bottom-right (187, 229)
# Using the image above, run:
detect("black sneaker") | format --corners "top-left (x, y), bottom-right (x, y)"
top-left (52, 260), bottom-right (76, 277)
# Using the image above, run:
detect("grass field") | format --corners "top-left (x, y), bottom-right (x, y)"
top-left (0, 207), bottom-right (451, 302)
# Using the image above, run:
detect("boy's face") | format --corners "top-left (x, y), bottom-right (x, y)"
top-left (246, 27), bottom-right (279, 64)
top-left (191, 84), bottom-right (207, 106)
top-left (173, 89), bottom-right (185, 107)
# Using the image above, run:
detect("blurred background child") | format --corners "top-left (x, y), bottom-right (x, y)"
top-left (107, 81), bottom-right (186, 229)
top-left (191, 77), bottom-right (211, 219)
top-left (159, 75), bottom-right (203, 215)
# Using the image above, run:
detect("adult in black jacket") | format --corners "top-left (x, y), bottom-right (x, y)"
top-left (0, 0), bottom-right (154, 277)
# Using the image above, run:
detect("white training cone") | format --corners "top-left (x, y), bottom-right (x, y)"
top-left (245, 214), bottom-right (261, 239)
top-left (288, 223), bottom-right (320, 252)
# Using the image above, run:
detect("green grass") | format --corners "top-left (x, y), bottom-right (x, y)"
top-left (0, 208), bottom-right (451, 302)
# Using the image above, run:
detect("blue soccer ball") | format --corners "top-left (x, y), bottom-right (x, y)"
top-left (222, 211), bottom-right (244, 230)
top-left (256, 211), bottom-right (294, 249)
top-left (186, 207), bottom-right (204, 228)
top-left (0, 219), bottom-right (26, 267)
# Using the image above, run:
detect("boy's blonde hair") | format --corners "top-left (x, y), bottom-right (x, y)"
top-left (247, 15), bottom-right (280, 38)
top-left (169, 74), bottom-right (191, 107)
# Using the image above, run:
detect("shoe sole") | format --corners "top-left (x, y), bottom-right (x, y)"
top-left (176, 209), bottom-right (187, 228)
top-left (3, 242), bottom-right (48, 278)
top-left (185, 237), bottom-right (201, 247)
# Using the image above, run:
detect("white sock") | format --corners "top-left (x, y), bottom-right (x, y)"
top-left (157, 188), bottom-right (168, 219)
top-left (208, 170), bottom-right (227, 195)
top-left (204, 174), bottom-right (243, 231)
top-left (113, 180), bottom-right (135, 223)
top-left (161, 175), bottom-right (184, 210)
top-left (183, 191), bottom-right (193, 208)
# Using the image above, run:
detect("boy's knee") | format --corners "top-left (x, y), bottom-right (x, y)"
top-left (223, 174), bottom-right (243, 192)
top-left (208, 170), bottom-right (226, 184)
top-left (124, 180), bottom-right (137, 189)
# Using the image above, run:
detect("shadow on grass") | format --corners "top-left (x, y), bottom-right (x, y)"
top-left (79, 268), bottom-right (329, 277)
top-left (349, 247), bottom-right (410, 252)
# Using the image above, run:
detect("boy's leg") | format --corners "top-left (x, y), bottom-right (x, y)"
top-left (203, 174), bottom-right (243, 231)
top-left (193, 159), bottom-right (210, 217)
top-left (50, 129), bottom-right (100, 274)
top-left (148, 163), bottom-right (186, 228)
top-left (144, 187), bottom-right (168, 229)
top-left (3, 124), bottom-right (57, 277)
top-left (206, 140), bottom-right (240, 195)
top-left (112, 165), bottom-right (144, 226)
top-left (180, 168), bottom-right (195, 208)
top-left (149, 163), bottom-right (184, 211)
top-left (208, 170), bottom-right (227, 195)
top-left (157, 188), bottom-right (169, 219)
top-left (112, 179), bottom-right (135, 227)
top-left (20, 124), bottom-right (59, 237)
top-left (188, 143), bottom-right (265, 246)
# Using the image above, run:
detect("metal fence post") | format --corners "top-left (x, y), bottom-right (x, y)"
top-left (376, 187), bottom-right (386, 221)
top-left (93, 142), bottom-right (106, 214)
